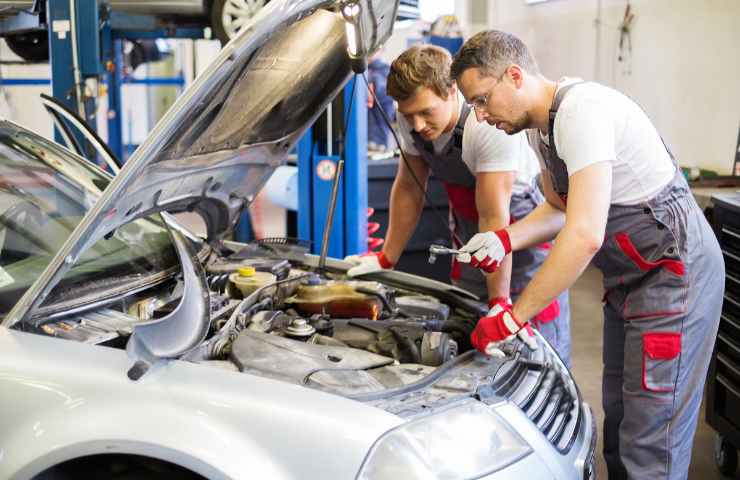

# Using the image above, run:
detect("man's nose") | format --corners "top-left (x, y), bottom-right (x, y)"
top-left (474, 108), bottom-right (488, 123)
top-left (412, 116), bottom-right (426, 132)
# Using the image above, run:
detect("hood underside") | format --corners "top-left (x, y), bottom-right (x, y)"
top-left (4, 0), bottom-right (398, 328)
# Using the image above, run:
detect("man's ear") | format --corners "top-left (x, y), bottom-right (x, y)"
top-left (448, 82), bottom-right (457, 98)
top-left (508, 65), bottom-right (524, 88)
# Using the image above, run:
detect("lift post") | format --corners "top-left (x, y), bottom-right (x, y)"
top-left (298, 76), bottom-right (368, 258)
top-left (46, 0), bottom-right (101, 146)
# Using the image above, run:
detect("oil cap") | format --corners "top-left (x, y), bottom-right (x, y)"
top-left (237, 266), bottom-right (256, 277)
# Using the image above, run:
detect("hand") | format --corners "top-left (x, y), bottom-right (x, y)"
top-left (344, 251), bottom-right (394, 277)
top-left (470, 303), bottom-right (537, 357)
top-left (456, 230), bottom-right (511, 273)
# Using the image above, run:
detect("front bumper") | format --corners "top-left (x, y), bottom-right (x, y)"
top-left (481, 333), bottom-right (597, 479)
top-left (358, 332), bottom-right (597, 480)
top-left (481, 400), bottom-right (595, 479)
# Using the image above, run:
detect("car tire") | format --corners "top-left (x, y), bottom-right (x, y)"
top-left (715, 433), bottom-right (738, 476)
top-left (210, 0), bottom-right (269, 45)
top-left (4, 30), bottom-right (49, 62)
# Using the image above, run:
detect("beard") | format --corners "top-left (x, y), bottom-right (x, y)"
top-left (487, 110), bottom-right (532, 135)
top-left (503, 111), bottom-right (533, 135)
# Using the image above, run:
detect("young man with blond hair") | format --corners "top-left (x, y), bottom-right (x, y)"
top-left (345, 44), bottom-right (571, 363)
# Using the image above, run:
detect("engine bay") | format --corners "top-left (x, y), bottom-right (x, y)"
top-left (33, 240), bottom-right (488, 397)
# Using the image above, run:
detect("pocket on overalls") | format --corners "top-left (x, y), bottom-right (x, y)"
top-left (642, 331), bottom-right (681, 392)
top-left (614, 208), bottom-right (689, 320)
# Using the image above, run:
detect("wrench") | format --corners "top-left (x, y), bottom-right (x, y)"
top-left (428, 244), bottom-right (461, 264)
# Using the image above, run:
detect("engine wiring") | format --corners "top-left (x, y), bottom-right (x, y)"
top-left (202, 272), bottom-right (314, 359)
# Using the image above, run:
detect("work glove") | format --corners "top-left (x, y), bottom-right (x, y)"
top-left (456, 229), bottom-right (511, 273)
top-left (488, 296), bottom-right (512, 309)
top-left (345, 251), bottom-right (394, 277)
top-left (471, 302), bottom-right (538, 357)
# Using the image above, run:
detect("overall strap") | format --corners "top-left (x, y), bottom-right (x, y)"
top-left (548, 81), bottom-right (585, 159)
top-left (451, 102), bottom-right (471, 150)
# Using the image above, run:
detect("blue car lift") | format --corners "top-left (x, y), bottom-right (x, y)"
top-left (298, 78), bottom-right (368, 258)
top-left (101, 10), bottom-right (200, 162)
top-left (41, 1), bottom-right (196, 161)
top-left (10, 2), bottom-right (369, 252)
top-left (46, 0), bottom-right (101, 147)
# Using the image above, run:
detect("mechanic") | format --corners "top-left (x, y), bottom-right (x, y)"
top-left (345, 44), bottom-right (571, 365)
top-left (450, 30), bottom-right (723, 479)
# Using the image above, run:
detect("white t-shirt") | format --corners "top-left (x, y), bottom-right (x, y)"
top-left (536, 78), bottom-right (675, 205)
top-left (396, 91), bottom-right (540, 195)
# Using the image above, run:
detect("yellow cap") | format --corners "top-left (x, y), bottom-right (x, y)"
top-left (237, 266), bottom-right (256, 277)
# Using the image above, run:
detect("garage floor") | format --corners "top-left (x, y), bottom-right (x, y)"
top-left (570, 266), bottom-right (735, 479)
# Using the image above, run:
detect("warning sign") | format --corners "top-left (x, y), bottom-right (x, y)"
top-left (316, 159), bottom-right (337, 181)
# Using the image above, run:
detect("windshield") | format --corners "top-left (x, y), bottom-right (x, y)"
top-left (0, 122), bottom-right (178, 319)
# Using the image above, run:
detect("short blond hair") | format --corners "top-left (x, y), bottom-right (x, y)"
top-left (387, 44), bottom-right (453, 102)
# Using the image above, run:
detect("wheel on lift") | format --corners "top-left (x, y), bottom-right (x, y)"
top-left (715, 433), bottom-right (738, 476)
top-left (4, 30), bottom-right (49, 62)
top-left (210, 0), bottom-right (269, 44)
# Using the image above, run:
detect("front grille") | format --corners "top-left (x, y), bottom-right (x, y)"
top-left (492, 342), bottom-right (582, 454)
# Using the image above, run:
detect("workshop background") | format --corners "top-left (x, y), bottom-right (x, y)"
top-left (0, 0), bottom-right (738, 478)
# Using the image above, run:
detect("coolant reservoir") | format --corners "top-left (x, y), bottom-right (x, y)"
top-left (286, 281), bottom-right (381, 320)
top-left (229, 266), bottom-right (276, 297)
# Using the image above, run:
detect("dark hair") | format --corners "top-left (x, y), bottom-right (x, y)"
top-left (387, 44), bottom-right (453, 101)
top-left (451, 30), bottom-right (540, 79)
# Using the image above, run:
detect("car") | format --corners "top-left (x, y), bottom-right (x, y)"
top-left (0, 0), bottom-right (595, 478)
top-left (0, 0), bottom-right (269, 61)
top-left (0, 0), bottom-right (420, 62)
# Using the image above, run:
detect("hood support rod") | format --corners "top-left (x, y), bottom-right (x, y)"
top-left (318, 157), bottom-right (344, 271)
top-left (318, 73), bottom-right (358, 271)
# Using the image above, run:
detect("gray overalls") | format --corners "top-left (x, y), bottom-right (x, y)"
top-left (535, 82), bottom-right (724, 479)
top-left (410, 103), bottom-right (572, 367)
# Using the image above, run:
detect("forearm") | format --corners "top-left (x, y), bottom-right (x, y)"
top-left (506, 200), bottom-right (566, 252)
top-left (382, 180), bottom-right (425, 263)
top-left (479, 212), bottom-right (512, 300)
top-left (512, 223), bottom-right (601, 323)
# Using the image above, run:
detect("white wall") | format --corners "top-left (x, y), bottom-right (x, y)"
top-left (0, 40), bottom-right (52, 138)
top-left (462, 0), bottom-right (740, 174)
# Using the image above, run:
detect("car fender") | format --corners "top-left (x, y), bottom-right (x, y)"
top-left (0, 328), bottom-right (402, 479)
top-left (4, 401), bottom-right (290, 480)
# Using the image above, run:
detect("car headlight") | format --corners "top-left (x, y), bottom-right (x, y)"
top-left (356, 400), bottom-right (532, 480)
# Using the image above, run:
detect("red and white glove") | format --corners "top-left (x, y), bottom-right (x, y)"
top-left (471, 302), bottom-right (538, 357)
top-left (488, 296), bottom-right (512, 309)
top-left (344, 251), bottom-right (394, 277)
top-left (456, 230), bottom-right (511, 273)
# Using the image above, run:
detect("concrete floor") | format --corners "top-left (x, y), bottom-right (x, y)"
top-left (570, 266), bottom-right (737, 479)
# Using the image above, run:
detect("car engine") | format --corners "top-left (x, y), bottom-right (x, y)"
top-left (31, 241), bottom-right (589, 458)
top-left (36, 241), bottom-right (483, 394)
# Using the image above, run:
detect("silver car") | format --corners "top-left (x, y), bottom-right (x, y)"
top-left (0, 1), bottom-right (595, 478)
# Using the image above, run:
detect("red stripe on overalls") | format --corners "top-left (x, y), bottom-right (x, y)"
top-left (614, 232), bottom-right (685, 276)
top-left (445, 183), bottom-right (477, 281)
top-left (444, 183), bottom-right (479, 222)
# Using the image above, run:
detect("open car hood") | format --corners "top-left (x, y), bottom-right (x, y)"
top-left (4, 0), bottom-right (398, 335)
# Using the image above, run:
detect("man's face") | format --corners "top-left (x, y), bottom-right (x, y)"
top-left (397, 86), bottom-right (457, 141)
top-left (457, 67), bottom-right (530, 135)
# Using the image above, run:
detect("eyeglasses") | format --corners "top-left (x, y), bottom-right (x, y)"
top-left (466, 73), bottom-right (505, 112)
top-left (468, 94), bottom-right (489, 112)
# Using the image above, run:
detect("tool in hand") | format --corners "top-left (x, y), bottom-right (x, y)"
top-left (428, 244), bottom-right (460, 264)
